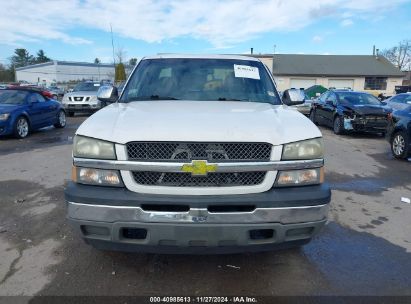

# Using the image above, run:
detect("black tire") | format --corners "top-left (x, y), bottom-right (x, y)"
top-left (309, 110), bottom-right (317, 124)
top-left (54, 110), bottom-right (66, 128)
top-left (333, 115), bottom-right (344, 135)
top-left (391, 131), bottom-right (409, 159)
top-left (68, 111), bottom-right (74, 117)
top-left (13, 116), bottom-right (30, 139)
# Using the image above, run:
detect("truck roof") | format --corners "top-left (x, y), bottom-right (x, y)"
top-left (143, 54), bottom-right (261, 61)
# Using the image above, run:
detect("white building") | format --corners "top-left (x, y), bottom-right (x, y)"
top-left (15, 61), bottom-right (115, 86)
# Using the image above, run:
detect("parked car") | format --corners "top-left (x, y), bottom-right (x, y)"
top-left (281, 88), bottom-right (312, 116)
top-left (384, 93), bottom-right (411, 111)
top-left (310, 89), bottom-right (391, 135)
top-left (386, 103), bottom-right (411, 159)
top-left (0, 87), bottom-right (66, 138)
top-left (65, 54), bottom-right (331, 254)
top-left (61, 81), bottom-right (103, 116)
top-left (47, 86), bottom-right (65, 100)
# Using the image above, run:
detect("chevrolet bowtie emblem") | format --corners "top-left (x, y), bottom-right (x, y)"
top-left (181, 160), bottom-right (218, 176)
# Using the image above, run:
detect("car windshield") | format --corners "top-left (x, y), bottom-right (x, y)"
top-left (338, 92), bottom-right (382, 106)
top-left (0, 90), bottom-right (28, 105)
top-left (120, 58), bottom-right (281, 104)
top-left (73, 82), bottom-right (100, 92)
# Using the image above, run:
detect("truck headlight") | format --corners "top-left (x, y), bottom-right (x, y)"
top-left (276, 168), bottom-right (324, 187)
top-left (0, 113), bottom-right (10, 121)
top-left (73, 135), bottom-right (116, 159)
top-left (282, 138), bottom-right (323, 160)
top-left (72, 166), bottom-right (123, 187)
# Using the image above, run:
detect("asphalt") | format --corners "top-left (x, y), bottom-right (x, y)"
top-left (0, 114), bottom-right (410, 297)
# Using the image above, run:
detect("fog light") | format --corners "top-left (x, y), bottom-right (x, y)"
top-left (72, 166), bottom-right (123, 187)
top-left (276, 168), bottom-right (323, 187)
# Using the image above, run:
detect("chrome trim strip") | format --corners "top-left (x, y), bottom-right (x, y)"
top-left (73, 158), bottom-right (324, 172)
top-left (67, 201), bottom-right (329, 224)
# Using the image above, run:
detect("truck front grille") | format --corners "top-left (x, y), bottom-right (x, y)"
top-left (132, 171), bottom-right (266, 187)
top-left (126, 142), bottom-right (272, 162)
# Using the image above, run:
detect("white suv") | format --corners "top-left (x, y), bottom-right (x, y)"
top-left (65, 54), bottom-right (331, 254)
top-left (62, 81), bottom-right (103, 116)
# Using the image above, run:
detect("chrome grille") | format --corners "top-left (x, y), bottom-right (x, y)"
top-left (126, 142), bottom-right (272, 162)
top-left (132, 171), bottom-right (266, 187)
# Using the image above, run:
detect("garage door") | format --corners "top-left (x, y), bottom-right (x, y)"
top-left (328, 79), bottom-right (354, 89)
top-left (290, 78), bottom-right (316, 90)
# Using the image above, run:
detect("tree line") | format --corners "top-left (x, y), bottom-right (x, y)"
top-left (0, 48), bottom-right (51, 82)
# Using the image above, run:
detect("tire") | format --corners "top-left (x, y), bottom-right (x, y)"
top-left (68, 111), bottom-right (74, 117)
top-left (54, 110), bottom-right (66, 128)
top-left (333, 115), bottom-right (344, 135)
top-left (391, 131), bottom-right (409, 159)
top-left (309, 110), bottom-right (317, 124)
top-left (13, 116), bottom-right (30, 139)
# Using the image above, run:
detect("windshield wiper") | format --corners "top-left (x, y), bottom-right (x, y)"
top-left (132, 95), bottom-right (180, 101)
top-left (217, 97), bottom-right (249, 101)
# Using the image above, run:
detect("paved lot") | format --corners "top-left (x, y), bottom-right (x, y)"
top-left (0, 115), bottom-right (410, 296)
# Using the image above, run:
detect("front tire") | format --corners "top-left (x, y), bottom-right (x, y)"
top-left (391, 131), bottom-right (409, 159)
top-left (54, 110), bottom-right (66, 128)
top-left (13, 116), bottom-right (30, 139)
top-left (309, 110), bottom-right (317, 124)
top-left (333, 115), bottom-right (344, 135)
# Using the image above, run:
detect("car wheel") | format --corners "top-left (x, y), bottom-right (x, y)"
top-left (54, 110), bottom-right (66, 128)
top-left (68, 111), bottom-right (74, 117)
top-left (13, 116), bottom-right (30, 139)
top-left (391, 131), bottom-right (409, 159)
top-left (309, 110), bottom-right (317, 124)
top-left (333, 116), bottom-right (344, 135)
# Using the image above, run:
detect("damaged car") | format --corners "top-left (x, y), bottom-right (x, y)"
top-left (310, 90), bottom-right (391, 135)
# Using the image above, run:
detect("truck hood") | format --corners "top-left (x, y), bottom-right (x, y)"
top-left (76, 100), bottom-right (322, 145)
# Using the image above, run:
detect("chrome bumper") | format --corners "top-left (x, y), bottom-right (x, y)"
top-left (67, 201), bottom-right (328, 224)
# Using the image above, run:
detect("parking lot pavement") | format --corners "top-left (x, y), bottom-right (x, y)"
top-left (0, 116), bottom-right (410, 296)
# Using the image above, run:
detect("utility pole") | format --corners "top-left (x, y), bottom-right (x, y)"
top-left (110, 23), bottom-right (116, 83)
top-left (271, 45), bottom-right (276, 75)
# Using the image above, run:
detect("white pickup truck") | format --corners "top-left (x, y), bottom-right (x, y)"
top-left (65, 54), bottom-right (331, 253)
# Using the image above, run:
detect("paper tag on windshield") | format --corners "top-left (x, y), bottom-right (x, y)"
top-left (234, 64), bottom-right (260, 80)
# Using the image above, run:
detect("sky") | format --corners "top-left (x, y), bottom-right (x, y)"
top-left (0, 0), bottom-right (411, 65)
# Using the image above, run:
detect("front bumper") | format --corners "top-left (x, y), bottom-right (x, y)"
top-left (344, 117), bottom-right (388, 133)
top-left (65, 182), bottom-right (331, 253)
top-left (63, 103), bottom-right (100, 112)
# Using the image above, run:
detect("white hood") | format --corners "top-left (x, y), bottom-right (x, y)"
top-left (76, 100), bottom-right (321, 145)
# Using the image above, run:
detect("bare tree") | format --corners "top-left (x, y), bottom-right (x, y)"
top-left (381, 40), bottom-right (411, 71)
top-left (115, 47), bottom-right (127, 64)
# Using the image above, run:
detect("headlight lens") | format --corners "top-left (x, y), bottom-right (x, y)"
top-left (72, 166), bottom-right (122, 187)
top-left (0, 113), bottom-right (10, 121)
top-left (282, 138), bottom-right (324, 160)
top-left (276, 168), bottom-right (323, 187)
top-left (73, 135), bottom-right (116, 159)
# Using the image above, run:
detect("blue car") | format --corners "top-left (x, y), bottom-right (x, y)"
top-left (0, 87), bottom-right (66, 139)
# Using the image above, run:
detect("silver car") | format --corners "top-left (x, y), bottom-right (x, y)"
top-left (62, 81), bottom-right (103, 117)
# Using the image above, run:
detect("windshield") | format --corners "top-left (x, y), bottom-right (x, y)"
top-left (73, 82), bottom-right (100, 92)
top-left (338, 92), bottom-right (382, 106)
top-left (0, 90), bottom-right (28, 105)
top-left (121, 58), bottom-right (281, 104)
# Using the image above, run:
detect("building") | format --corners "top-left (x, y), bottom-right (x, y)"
top-left (254, 54), bottom-right (404, 94)
top-left (15, 61), bottom-right (115, 86)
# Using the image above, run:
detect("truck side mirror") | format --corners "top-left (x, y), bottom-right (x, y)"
top-left (282, 89), bottom-right (305, 106)
top-left (97, 85), bottom-right (118, 104)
